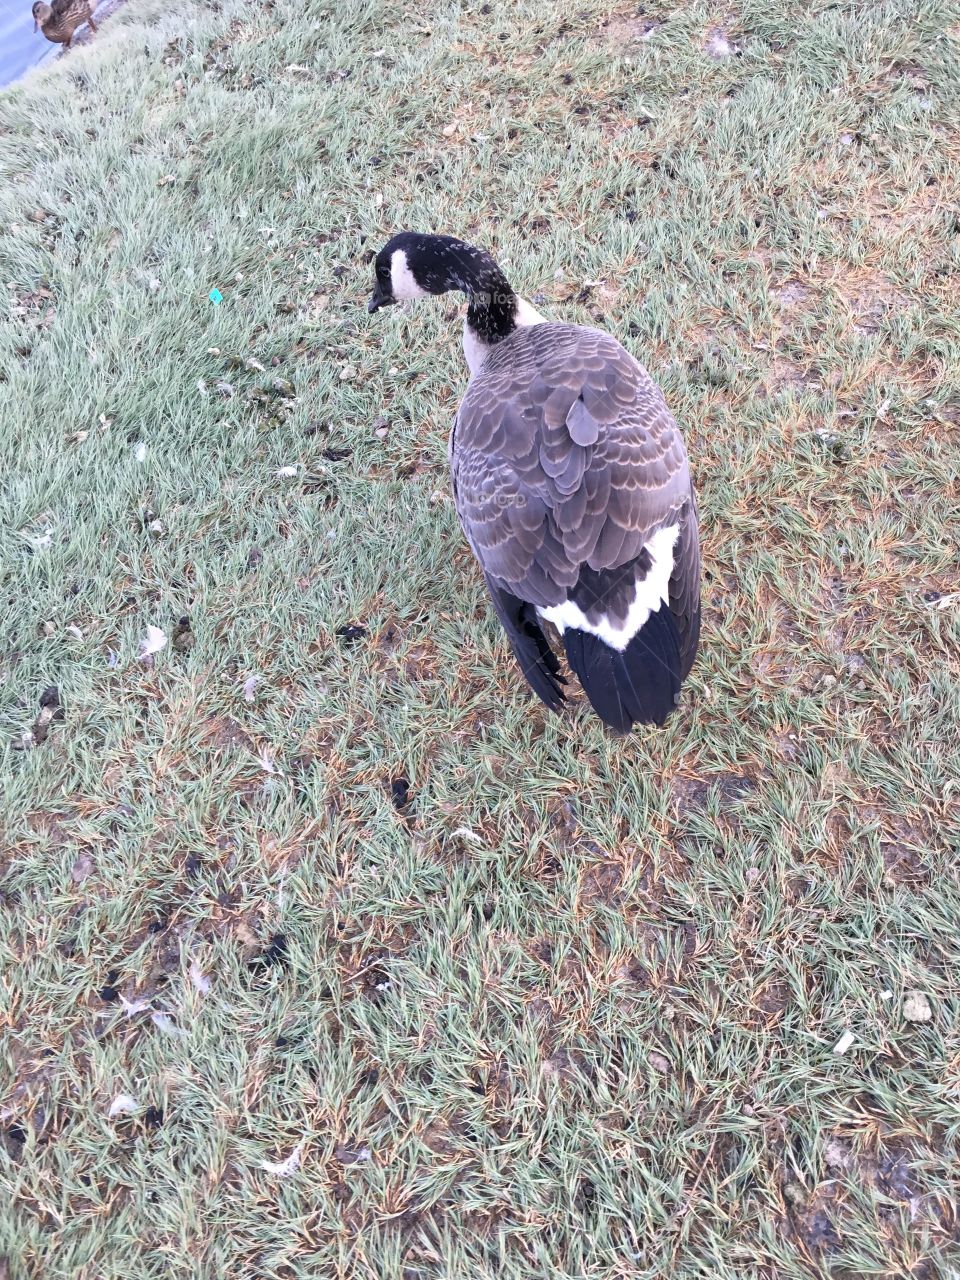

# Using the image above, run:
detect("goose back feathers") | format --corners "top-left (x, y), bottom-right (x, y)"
top-left (368, 232), bottom-right (701, 732)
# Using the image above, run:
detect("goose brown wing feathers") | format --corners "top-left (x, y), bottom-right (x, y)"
top-left (450, 323), bottom-right (698, 652)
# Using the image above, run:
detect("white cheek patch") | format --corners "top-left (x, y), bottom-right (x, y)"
top-left (391, 249), bottom-right (429, 301)
top-left (539, 523), bottom-right (680, 651)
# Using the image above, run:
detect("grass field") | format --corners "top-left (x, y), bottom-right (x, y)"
top-left (2, 0), bottom-right (960, 1275)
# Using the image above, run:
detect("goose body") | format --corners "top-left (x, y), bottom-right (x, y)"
top-left (368, 232), bottom-right (700, 732)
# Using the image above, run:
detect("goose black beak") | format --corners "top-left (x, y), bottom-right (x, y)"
top-left (367, 282), bottom-right (394, 314)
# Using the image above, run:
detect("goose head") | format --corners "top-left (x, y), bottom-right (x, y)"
top-left (368, 232), bottom-right (545, 374)
top-left (367, 232), bottom-right (486, 312)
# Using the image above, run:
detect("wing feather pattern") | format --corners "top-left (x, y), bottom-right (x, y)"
top-left (450, 323), bottom-right (700, 728)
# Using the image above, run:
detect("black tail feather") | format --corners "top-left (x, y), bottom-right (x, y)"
top-left (485, 578), bottom-right (566, 711)
top-left (563, 606), bottom-right (682, 732)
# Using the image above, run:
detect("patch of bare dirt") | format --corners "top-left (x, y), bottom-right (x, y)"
top-left (771, 280), bottom-right (813, 310)
top-left (754, 977), bottom-right (791, 1020)
top-left (670, 772), bottom-right (756, 813)
top-left (543, 1045), bottom-right (592, 1082)
top-left (856, 805), bottom-right (934, 885)
top-left (770, 729), bottom-right (802, 762)
top-left (23, 809), bottom-right (75, 846)
top-left (579, 860), bottom-right (623, 907)
top-left (202, 715), bottom-right (255, 752)
top-left (769, 357), bottom-right (823, 394)
top-left (852, 290), bottom-right (912, 335)
top-left (10, 287), bottom-right (56, 330)
top-left (778, 1135), bottom-right (949, 1267)
top-left (841, 275), bottom-right (913, 335)
top-left (602, 13), bottom-right (662, 45)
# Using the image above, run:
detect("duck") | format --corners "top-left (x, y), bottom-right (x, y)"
top-left (367, 232), bottom-right (701, 733)
top-left (32, 0), bottom-right (97, 48)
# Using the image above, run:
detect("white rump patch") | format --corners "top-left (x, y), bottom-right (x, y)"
top-left (464, 295), bottom-right (545, 375)
top-left (539, 523), bottom-right (680, 652)
top-left (390, 249), bottom-right (429, 300)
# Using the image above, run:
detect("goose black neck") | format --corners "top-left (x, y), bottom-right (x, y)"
top-left (464, 264), bottom-right (518, 344)
top-left (433, 238), bottom-right (518, 344)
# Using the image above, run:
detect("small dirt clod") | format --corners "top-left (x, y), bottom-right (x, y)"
top-left (903, 990), bottom-right (932, 1023)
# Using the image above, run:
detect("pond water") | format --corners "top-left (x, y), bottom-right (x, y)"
top-left (1, 2), bottom-right (59, 88)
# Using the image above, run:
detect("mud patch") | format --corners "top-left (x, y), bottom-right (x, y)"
top-left (844, 277), bottom-right (913, 335)
top-left (775, 1135), bottom-right (946, 1266)
top-left (771, 280), bottom-right (813, 310)
top-left (202, 715), bottom-right (255, 753)
top-left (670, 772), bottom-right (756, 813)
top-left (602, 14), bottom-right (662, 46)
top-left (579, 860), bottom-right (623, 907)
top-left (769, 358), bottom-right (822, 394)
top-left (11, 287), bottom-right (56, 331)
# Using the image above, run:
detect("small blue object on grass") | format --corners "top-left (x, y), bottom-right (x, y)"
top-left (209, 288), bottom-right (223, 305)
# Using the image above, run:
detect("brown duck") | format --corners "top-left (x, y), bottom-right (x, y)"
top-left (33, 0), bottom-right (97, 48)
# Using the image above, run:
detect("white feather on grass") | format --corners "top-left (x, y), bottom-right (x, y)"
top-left (189, 960), bottom-right (211, 994)
top-left (119, 994), bottom-right (151, 1017)
top-left (139, 626), bottom-right (167, 659)
top-left (261, 1140), bottom-right (305, 1177)
top-left (452, 827), bottom-right (483, 844)
top-left (151, 1011), bottom-right (189, 1038)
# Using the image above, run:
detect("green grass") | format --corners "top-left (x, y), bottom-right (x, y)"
top-left (2, 0), bottom-right (960, 1275)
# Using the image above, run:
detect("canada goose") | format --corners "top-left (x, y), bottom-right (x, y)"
top-left (368, 232), bottom-right (700, 732)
